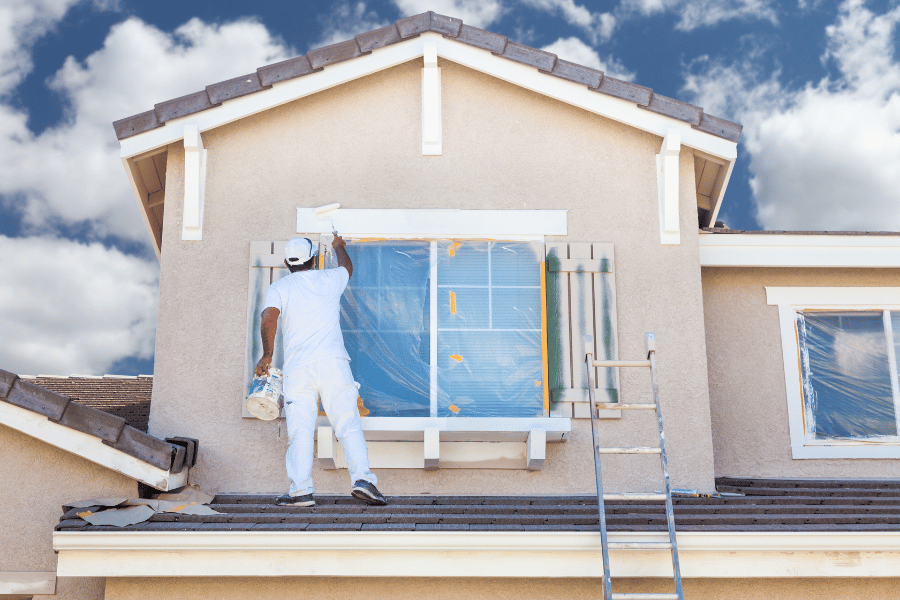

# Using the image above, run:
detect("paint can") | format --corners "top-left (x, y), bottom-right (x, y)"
top-left (246, 367), bottom-right (284, 420)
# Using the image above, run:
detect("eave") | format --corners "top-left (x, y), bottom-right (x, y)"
top-left (699, 232), bottom-right (900, 268)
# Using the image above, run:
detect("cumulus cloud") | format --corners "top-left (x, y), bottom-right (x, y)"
top-left (541, 37), bottom-right (635, 80)
top-left (0, 16), bottom-right (293, 243)
top-left (521, 0), bottom-right (616, 43)
top-left (0, 235), bottom-right (159, 375)
top-left (618, 0), bottom-right (777, 31)
top-left (313, 2), bottom-right (390, 48)
top-left (683, 0), bottom-right (900, 231)
top-left (392, 0), bottom-right (505, 29)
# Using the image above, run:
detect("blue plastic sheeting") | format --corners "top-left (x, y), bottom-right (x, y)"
top-left (796, 311), bottom-right (898, 439)
top-left (326, 240), bottom-right (544, 418)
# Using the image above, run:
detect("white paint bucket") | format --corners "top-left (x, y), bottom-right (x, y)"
top-left (246, 367), bottom-right (284, 420)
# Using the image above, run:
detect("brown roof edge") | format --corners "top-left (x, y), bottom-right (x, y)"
top-left (111, 10), bottom-right (743, 144)
top-left (0, 368), bottom-right (178, 472)
top-left (701, 227), bottom-right (900, 236)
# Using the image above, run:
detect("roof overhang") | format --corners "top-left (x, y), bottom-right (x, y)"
top-left (699, 232), bottom-right (900, 268)
top-left (54, 530), bottom-right (900, 578)
top-left (120, 32), bottom-right (738, 258)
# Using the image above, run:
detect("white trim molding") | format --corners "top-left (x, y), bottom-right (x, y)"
top-left (54, 530), bottom-right (900, 578)
top-left (767, 287), bottom-right (900, 459)
top-left (422, 41), bottom-right (442, 155)
top-left (182, 124), bottom-right (207, 241)
top-left (297, 208), bottom-right (567, 238)
top-left (700, 233), bottom-right (900, 267)
top-left (656, 129), bottom-right (681, 245)
top-left (0, 399), bottom-right (188, 490)
top-left (0, 572), bottom-right (56, 596)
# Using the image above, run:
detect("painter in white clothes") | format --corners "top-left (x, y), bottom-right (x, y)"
top-left (254, 234), bottom-right (387, 507)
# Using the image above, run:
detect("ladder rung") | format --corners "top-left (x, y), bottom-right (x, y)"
top-left (597, 447), bottom-right (661, 454)
top-left (603, 493), bottom-right (667, 501)
top-left (596, 403), bottom-right (656, 410)
top-left (592, 360), bottom-right (651, 368)
top-left (608, 542), bottom-right (672, 550)
top-left (612, 594), bottom-right (679, 600)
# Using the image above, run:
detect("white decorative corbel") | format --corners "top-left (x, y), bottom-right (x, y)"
top-left (423, 427), bottom-right (439, 470)
top-left (526, 427), bottom-right (546, 471)
top-left (182, 124), bottom-right (207, 241)
top-left (656, 129), bottom-right (681, 245)
top-left (421, 42), bottom-right (442, 155)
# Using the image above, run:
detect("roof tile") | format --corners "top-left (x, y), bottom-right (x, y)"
top-left (395, 12), bottom-right (432, 37)
top-left (455, 24), bottom-right (507, 54)
top-left (154, 91), bottom-right (218, 124)
top-left (5, 378), bottom-right (70, 420)
top-left (693, 112), bottom-right (743, 143)
top-left (308, 39), bottom-right (363, 70)
top-left (112, 110), bottom-right (160, 140)
top-left (0, 369), bottom-right (17, 397)
top-left (541, 59), bottom-right (603, 88)
top-left (257, 55), bottom-right (319, 87)
top-left (356, 24), bottom-right (403, 53)
top-left (499, 41), bottom-right (556, 72)
top-left (643, 94), bottom-right (703, 126)
top-left (594, 76), bottom-right (653, 105)
top-left (430, 12), bottom-right (463, 37)
top-left (52, 401), bottom-right (126, 443)
top-left (206, 73), bottom-right (268, 105)
top-left (103, 425), bottom-right (174, 471)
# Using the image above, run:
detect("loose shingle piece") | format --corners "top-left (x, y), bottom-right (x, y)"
top-left (111, 11), bottom-right (741, 143)
top-left (54, 479), bottom-right (900, 533)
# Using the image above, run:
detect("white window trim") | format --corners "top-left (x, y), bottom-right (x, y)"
top-left (766, 287), bottom-right (900, 459)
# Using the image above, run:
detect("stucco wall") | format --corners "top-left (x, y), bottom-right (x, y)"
top-left (151, 57), bottom-right (716, 495)
top-left (0, 424), bottom-right (136, 599)
top-left (105, 576), bottom-right (900, 600)
top-left (703, 266), bottom-right (900, 478)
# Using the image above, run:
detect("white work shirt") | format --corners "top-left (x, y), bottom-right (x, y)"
top-left (263, 266), bottom-right (351, 372)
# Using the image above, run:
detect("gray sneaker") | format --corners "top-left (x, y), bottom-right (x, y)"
top-left (275, 493), bottom-right (315, 507)
top-left (351, 480), bottom-right (387, 506)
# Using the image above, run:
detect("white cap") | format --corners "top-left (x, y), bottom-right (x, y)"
top-left (284, 237), bottom-right (317, 265)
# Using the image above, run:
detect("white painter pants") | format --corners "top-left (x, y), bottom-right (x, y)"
top-left (283, 357), bottom-right (377, 496)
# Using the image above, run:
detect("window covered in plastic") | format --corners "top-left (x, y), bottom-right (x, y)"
top-left (796, 311), bottom-right (900, 440)
top-left (328, 240), bottom-right (545, 418)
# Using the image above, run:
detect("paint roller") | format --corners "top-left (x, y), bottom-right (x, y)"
top-left (314, 203), bottom-right (341, 235)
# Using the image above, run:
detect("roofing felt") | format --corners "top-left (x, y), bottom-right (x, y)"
top-left (55, 478), bottom-right (900, 533)
top-left (23, 375), bottom-right (151, 432)
top-left (112, 11), bottom-right (742, 144)
top-left (0, 369), bottom-right (188, 474)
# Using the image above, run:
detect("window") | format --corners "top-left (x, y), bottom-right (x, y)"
top-left (325, 240), bottom-right (545, 418)
top-left (767, 287), bottom-right (900, 458)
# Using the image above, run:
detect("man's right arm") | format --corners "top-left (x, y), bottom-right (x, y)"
top-left (254, 307), bottom-right (280, 376)
top-left (332, 234), bottom-right (353, 279)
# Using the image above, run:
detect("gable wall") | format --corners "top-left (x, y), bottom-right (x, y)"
top-left (703, 266), bottom-right (900, 478)
top-left (151, 58), bottom-right (715, 494)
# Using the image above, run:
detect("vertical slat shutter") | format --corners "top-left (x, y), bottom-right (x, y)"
top-left (545, 242), bottom-right (619, 418)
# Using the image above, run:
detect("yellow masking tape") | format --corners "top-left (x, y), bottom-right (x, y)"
top-left (450, 291), bottom-right (457, 314)
top-left (450, 354), bottom-right (463, 362)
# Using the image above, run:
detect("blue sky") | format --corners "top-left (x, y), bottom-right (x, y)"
top-left (1, 0), bottom-right (899, 376)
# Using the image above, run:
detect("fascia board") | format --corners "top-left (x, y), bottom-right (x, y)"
top-left (54, 530), bottom-right (900, 578)
top-left (700, 233), bottom-right (900, 267)
top-left (119, 34), bottom-right (737, 163)
top-left (0, 399), bottom-right (185, 491)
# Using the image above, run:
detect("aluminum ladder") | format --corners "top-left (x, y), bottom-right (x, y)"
top-left (584, 333), bottom-right (683, 600)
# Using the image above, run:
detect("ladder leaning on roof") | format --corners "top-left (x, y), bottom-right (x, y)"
top-left (584, 333), bottom-right (683, 600)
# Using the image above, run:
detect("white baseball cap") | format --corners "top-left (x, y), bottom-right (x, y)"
top-left (284, 237), bottom-right (317, 265)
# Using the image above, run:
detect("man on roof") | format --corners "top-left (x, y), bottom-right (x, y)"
top-left (255, 235), bottom-right (386, 507)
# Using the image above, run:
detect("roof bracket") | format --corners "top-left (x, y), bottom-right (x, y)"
top-left (422, 41), bottom-right (442, 156)
top-left (182, 124), bottom-right (207, 241)
top-left (657, 128), bottom-right (681, 245)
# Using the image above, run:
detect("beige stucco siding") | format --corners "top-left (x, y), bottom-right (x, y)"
top-left (0, 424), bottom-right (135, 599)
top-left (152, 57), bottom-right (715, 495)
top-left (703, 266), bottom-right (900, 478)
top-left (105, 576), bottom-right (900, 600)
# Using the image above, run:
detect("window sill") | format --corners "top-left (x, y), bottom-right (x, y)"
top-left (314, 417), bottom-right (570, 470)
top-left (792, 442), bottom-right (900, 459)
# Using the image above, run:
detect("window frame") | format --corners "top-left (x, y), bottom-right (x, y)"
top-left (766, 287), bottom-right (900, 459)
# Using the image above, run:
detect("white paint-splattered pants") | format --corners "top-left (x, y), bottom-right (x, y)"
top-left (283, 357), bottom-right (377, 496)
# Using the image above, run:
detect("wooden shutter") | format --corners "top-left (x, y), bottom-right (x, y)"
top-left (545, 242), bottom-right (619, 418)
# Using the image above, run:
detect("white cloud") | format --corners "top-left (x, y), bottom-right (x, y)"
top-left (313, 2), bottom-right (389, 48)
top-left (541, 37), bottom-right (635, 81)
top-left (683, 0), bottom-right (900, 231)
top-left (617, 0), bottom-right (777, 31)
top-left (521, 0), bottom-right (616, 43)
top-left (0, 16), bottom-right (293, 243)
top-left (391, 0), bottom-right (505, 29)
top-left (0, 235), bottom-right (159, 375)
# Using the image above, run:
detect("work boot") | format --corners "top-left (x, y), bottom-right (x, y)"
top-left (275, 493), bottom-right (315, 507)
top-left (351, 480), bottom-right (387, 506)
